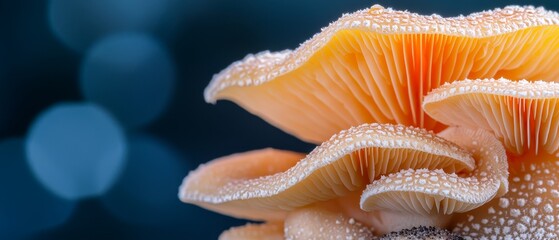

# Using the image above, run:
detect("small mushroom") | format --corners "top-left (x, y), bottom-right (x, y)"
top-left (424, 78), bottom-right (559, 157)
top-left (205, 5), bottom-right (559, 144)
top-left (362, 127), bottom-right (509, 213)
top-left (359, 127), bottom-right (508, 234)
top-left (180, 124), bottom-right (473, 219)
top-left (333, 127), bottom-right (508, 234)
top-left (180, 123), bottom-right (507, 236)
top-left (423, 78), bottom-right (559, 239)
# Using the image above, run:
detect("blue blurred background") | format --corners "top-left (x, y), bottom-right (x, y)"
top-left (1, 0), bottom-right (558, 239)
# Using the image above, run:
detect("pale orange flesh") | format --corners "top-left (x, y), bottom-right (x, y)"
top-left (215, 27), bottom-right (559, 144)
top-left (337, 190), bottom-right (453, 235)
top-left (179, 124), bottom-right (476, 221)
top-left (360, 127), bottom-right (508, 215)
top-left (208, 7), bottom-right (559, 144)
top-left (424, 79), bottom-right (559, 157)
top-left (424, 79), bottom-right (559, 238)
top-left (219, 222), bottom-right (284, 240)
top-left (452, 154), bottom-right (559, 239)
top-left (179, 149), bottom-right (304, 221)
top-left (194, 5), bottom-right (559, 238)
top-left (284, 204), bottom-right (373, 239)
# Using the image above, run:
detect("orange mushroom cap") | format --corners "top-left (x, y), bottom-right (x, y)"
top-left (424, 78), bottom-right (559, 239)
top-left (180, 123), bottom-right (509, 237)
top-left (188, 4), bottom-right (559, 238)
top-left (179, 123), bottom-right (474, 221)
top-left (361, 127), bottom-right (508, 213)
top-left (206, 5), bottom-right (559, 144)
top-left (424, 78), bottom-right (559, 157)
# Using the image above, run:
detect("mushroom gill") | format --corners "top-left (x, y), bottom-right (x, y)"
top-left (205, 5), bottom-right (559, 144)
top-left (180, 123), bottom-right (507, 236)
top-left (424, 78), bottom-right (559, 239)
top-left (342, 127), bottom-right (508, 234)
top-left (180, 124), bottom-right (473, 220)
top-left (361, 127), bottom-right (508, 215)
top-left (424, 78), bottom-right (559, 157)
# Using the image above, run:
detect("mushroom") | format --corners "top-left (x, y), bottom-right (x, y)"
top-left (184, 4), bottom-right (559, 239)
top-left (423, 78), bottom-right (559, 239)
top-left (340, 126), bottom-right (508, 234)
top-left (180, 123), bottom-right (508, 236)
top-left (205, 5), bottom-right (559, 144)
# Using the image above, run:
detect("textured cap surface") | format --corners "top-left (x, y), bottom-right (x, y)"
top-left (180, 123), bottom-right (475, 220)
top-left (206, 5), bottom-right (559, 143)
top-left (424, 78), bottom-right (559, 156)
top-left (361, 127), bottom-right (508, 216)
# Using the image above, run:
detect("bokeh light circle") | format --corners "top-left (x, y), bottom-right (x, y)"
top-left (0, 138), bottom-right (75, 238)
top-left (80, 33), bottom-right (175, 129)
top-left (102, 134), bottom-right (192, 226)
top-left (26, 103), bottom-right (127, 200)
top-left (48, 0), bottom-right (172, 51)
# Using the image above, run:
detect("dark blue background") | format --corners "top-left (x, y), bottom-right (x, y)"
top-left (1, 0), bottom-right (558, 239)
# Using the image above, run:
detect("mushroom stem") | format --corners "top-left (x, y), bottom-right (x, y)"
top-left (284, 203), bottom-right (373, 239)
top-left (367, 210), bottom-right (452, 235)
top-left (336, 191), bottom-right (451, 235)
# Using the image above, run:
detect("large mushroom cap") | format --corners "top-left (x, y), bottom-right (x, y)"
top-left (206, 5), bottom-right (559, 143)
top-left (179, 123), bottom-right (475, 221)
top-left (424, 79), bottom-right (559, 239)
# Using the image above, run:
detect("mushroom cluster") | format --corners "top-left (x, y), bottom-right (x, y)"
top-left (181, 5), bottom-right (559, 239)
